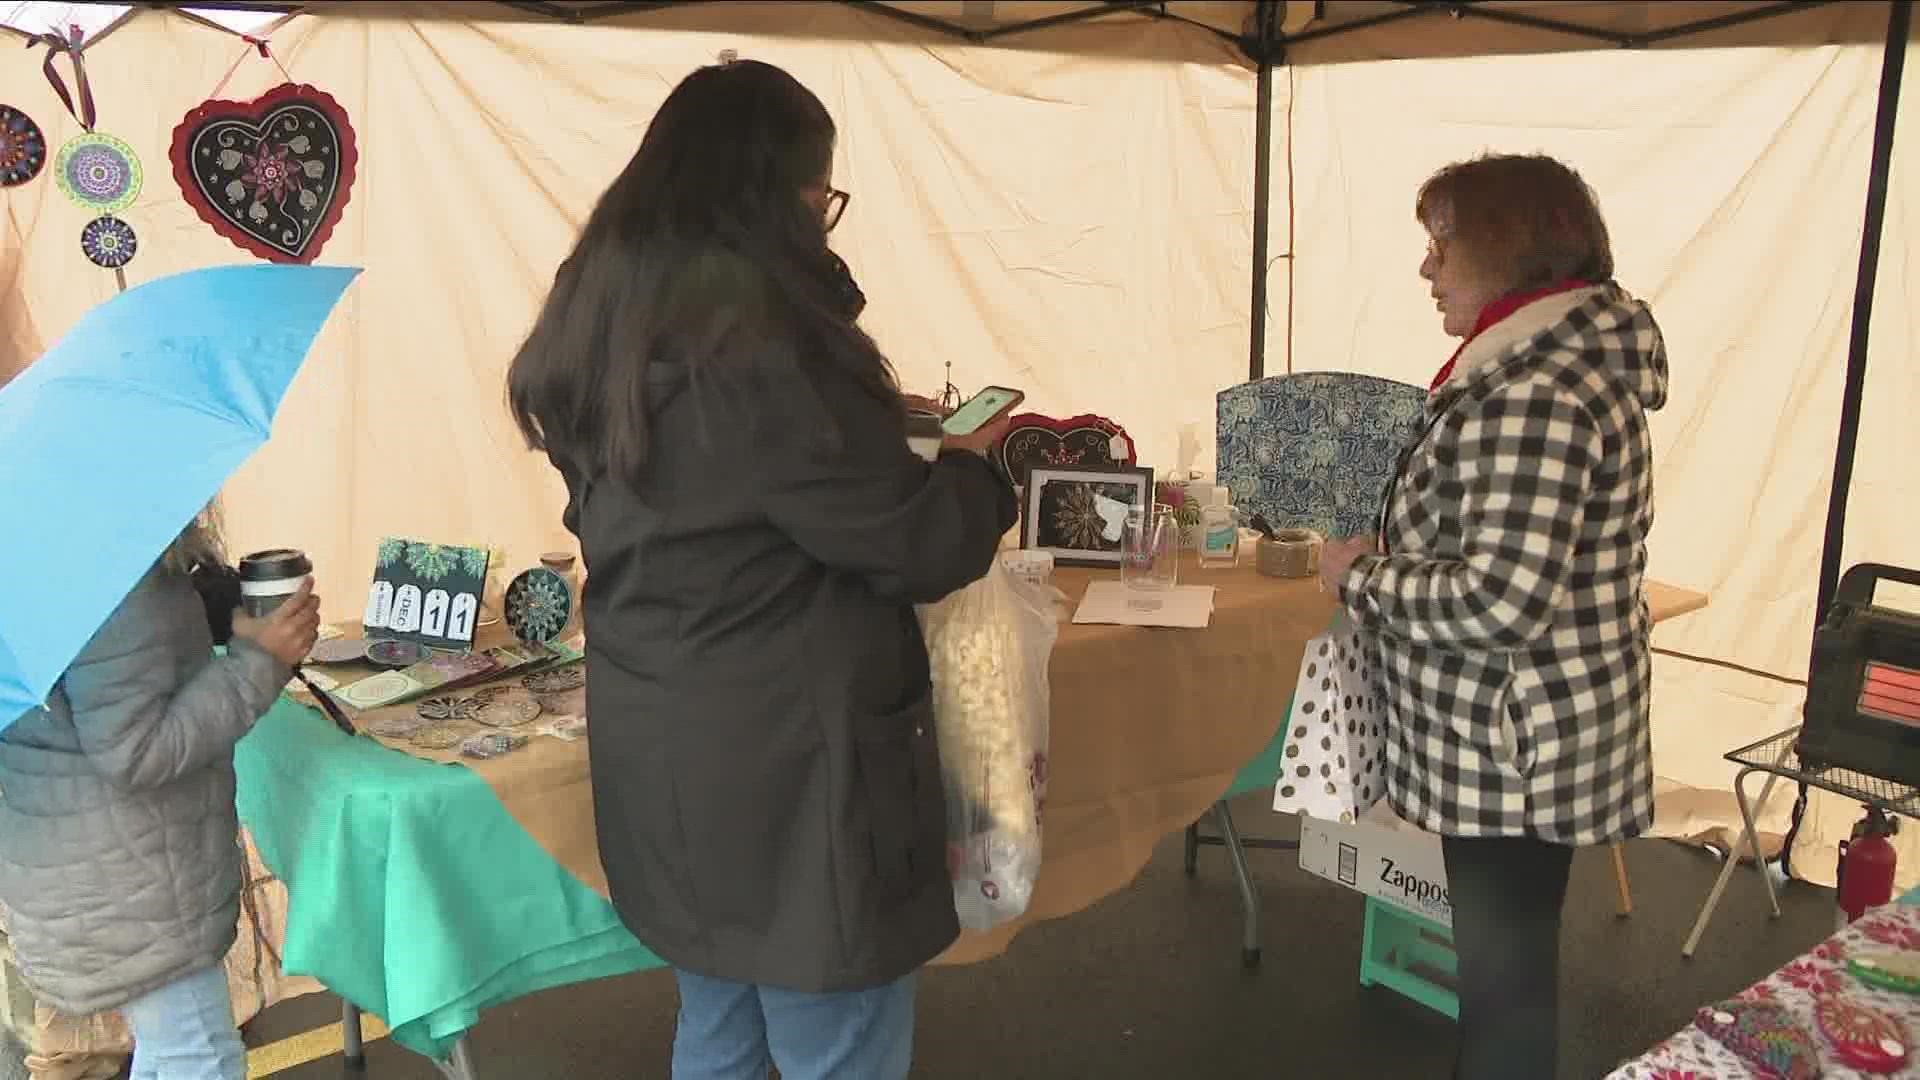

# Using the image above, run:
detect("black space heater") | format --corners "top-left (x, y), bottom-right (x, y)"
top-left (1797, 563), bottom-right (1920, 787)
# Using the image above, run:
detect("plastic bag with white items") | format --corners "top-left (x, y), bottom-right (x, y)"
top-left (916, 556), bottom-right (1061, 929)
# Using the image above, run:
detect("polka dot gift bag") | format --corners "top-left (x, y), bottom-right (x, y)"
top-left (1273, 611), bottom-right (1388, 823)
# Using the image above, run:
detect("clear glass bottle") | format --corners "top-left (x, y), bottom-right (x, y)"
top-left (1198, 486), bottom-right (1241, 568)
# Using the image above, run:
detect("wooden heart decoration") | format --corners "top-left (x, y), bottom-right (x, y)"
top-left (169, 83), bottom-right (357, 264)
top-left (994, 413), bottom-right (1136, 487)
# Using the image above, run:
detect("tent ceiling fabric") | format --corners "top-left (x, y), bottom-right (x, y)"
top-left (68, 1), bottom-right (1884, 60)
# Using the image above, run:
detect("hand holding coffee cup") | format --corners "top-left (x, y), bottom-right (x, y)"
top-left (233, 549), bottom-right (322, 668)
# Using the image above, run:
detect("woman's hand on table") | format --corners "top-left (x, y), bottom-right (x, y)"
top-left (1318, 536), bottom-right (1376, 594)
top-left (232, 577), bottom-right (322, 668)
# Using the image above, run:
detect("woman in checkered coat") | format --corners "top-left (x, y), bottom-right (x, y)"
top-left (1319, 154), bottom-right (1668, 1080)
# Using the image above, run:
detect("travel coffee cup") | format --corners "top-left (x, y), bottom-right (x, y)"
top-left (238, 549), bottom-right (313, 617)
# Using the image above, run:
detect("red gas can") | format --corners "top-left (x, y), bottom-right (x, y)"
top-left (1838, 807), bottom-right (1899, 924)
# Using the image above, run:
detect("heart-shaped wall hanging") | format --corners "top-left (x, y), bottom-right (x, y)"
top-left (994, 413), bottom-right (1137, 488)
top-left (169, 83), bottom-right (357, 264)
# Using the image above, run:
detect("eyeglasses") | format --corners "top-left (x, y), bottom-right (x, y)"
top-left (824, 187), bottom-right (849, 232)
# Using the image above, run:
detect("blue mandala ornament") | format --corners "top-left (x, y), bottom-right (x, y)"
top-left (80, 215), bottom-right (137, 269)
top-left (504, 566), bottom-right (573, 644)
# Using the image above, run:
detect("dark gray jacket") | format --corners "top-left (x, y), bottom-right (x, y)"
top-left (0, 563), bottom-right (287, 1014)
top-left (557, 359), bottom-right (1016, 992)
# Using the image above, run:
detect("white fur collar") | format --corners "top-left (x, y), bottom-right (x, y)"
top-left (1440, 285), bottom-right (1607, 391)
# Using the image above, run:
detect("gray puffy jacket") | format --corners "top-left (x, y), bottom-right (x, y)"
top-left (0, 563), bottom-right (287, 1015)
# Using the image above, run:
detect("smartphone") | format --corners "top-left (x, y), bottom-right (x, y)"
top-left (941, 386), bottom-right (1024, 436)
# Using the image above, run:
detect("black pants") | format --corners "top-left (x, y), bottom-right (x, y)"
top-left (1442, 834), bottom-right (1576, 1080)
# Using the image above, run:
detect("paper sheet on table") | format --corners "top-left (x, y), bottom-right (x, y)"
top-left (1072, 581), bottom-right (1215, 628)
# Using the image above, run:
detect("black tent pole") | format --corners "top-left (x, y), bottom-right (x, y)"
top-left (1248, 1), bottom-right (1280, 383)
top-left (1781, 0), bottom-right (1911, 880)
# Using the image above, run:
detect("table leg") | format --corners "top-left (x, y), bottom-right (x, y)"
top-left (1209, 802), bottom-right (1261, 969)
top-left (343, 999), bottom-right (364, 1069)
top-left (1734, 766), bottom-right (1783, 918)
top-left (434, 1037), bottom-right (479, 1080)
top-left (1683, 766), bottom-right (1784, 957)
top-left (1610, 841), bottom-right (1633, 917)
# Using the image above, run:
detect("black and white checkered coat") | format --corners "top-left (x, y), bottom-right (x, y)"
top-left (1339, 284), bottom-right (1668, 845)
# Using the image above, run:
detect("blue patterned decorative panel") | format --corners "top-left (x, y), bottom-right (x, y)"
top-left (1216, 373), bottom-right (1427, 540)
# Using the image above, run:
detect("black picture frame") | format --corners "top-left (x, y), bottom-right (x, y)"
top-left (1020, 464), bottom-right (1155, 568)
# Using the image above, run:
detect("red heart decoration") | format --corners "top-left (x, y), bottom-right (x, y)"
top-left (169, 83), bottom-right (357, 264)
top-left (994, 412), bottom-right (1136, 486)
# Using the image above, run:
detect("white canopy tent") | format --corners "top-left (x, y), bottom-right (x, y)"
top-left (3, 0), bottom-right (1915, 892)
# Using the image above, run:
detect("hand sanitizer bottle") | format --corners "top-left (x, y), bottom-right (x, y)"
top-left (1198, 486), bottom-right (1240, 568)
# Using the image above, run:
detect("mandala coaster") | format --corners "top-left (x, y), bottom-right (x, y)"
top-left (1814, 993), bottom-right (1908, 1073)
top-left (523, 664), bottom-right (585, 694)
top-left (415, 695), bottom-right (476, 722)
top-left (55, 131), bottom-right (141, 212)
top-left (367, 639), bottom-right (431, 668)
top-left (80, 215), bottom-right (136, 269)
top-left (364, 711), bottom-right (437, 739)
top-left (505, 567), bottom-right (573, 644)
top-left (468, 685), bottom-right (511, 705)
top-left (533, 692), bottom-right (580, 716)
top-left (410, 723), bottom-right (473, 750)
top-left (308, 637), bottom-right (368, 664)
top-left (475, 698), bottom-right (542, 729)
top-left (0, 105), bottom-right (47, 187)
top-left (460, 732), bottom-right (528, 759)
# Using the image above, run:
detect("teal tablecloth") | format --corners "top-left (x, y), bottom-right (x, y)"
top-left (234, 697), bottom-right (664, 1060)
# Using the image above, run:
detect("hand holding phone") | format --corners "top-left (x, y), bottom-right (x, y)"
top-left (940, 385), bottom-right (1023, 455)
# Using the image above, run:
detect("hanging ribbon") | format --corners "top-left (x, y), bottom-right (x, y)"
top-left (27, 24), bottom-right (95, 132)
top-left (208, 34), bottom-right (297, 101)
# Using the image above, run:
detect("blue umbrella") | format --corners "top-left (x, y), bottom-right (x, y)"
top-left (0, 264), bottom-right (363, 728)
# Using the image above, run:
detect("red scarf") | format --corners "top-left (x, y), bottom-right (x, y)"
top-left (1427, 279), bottom-right (1591, 393)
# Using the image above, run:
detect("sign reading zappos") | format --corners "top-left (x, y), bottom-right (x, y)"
top-left (363, 538), bottom-right (489, 651)
top-left (1377, 855), bottom-right (1451, 919)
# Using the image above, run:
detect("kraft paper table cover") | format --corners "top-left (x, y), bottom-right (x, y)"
top-left (234, 696), bottom-right (662, 1060)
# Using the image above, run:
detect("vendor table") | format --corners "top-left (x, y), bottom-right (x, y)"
top-left (1611, 897), bottom-right (1920, 1078)
top-left (240, 556), bottom-right (1338, 1067)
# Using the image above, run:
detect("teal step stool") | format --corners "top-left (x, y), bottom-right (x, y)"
top-left (1359, 897), bottom-right (1459, 1020)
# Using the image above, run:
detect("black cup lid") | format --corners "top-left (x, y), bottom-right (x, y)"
top-left (238, 548), bottom-right (312, 581)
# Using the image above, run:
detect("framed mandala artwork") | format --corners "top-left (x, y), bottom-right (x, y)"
top-left (1020, 464), bottom-right (1154, 569)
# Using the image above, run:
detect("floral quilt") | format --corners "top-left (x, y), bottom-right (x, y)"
top-left (1609, 902), bottom-right (1920, 1078)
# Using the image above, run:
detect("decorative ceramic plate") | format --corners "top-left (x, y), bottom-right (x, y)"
top-left (55, 132), bottom-right (142, 212)
top-left (475, 698), bottom-right (542, 729)
top-left (80, 215), bottom-right (136, 268)
top-left (416, 695), bottom-right (476, 722)
top-left (523, 664), bottom-right (585, 694)
top-left (366, 639), bottom-right (432, 668)
top-left (308, 637), bottom-right (368, 664)
top-left (0, 105), bottom-right (47, 187)
top-left (504, 566), bottom-right (572, 644)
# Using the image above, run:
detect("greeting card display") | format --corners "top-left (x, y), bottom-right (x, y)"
top-left (363, 539), bottom-right (488, 651)
top-left (169, 83), bottom-right (357, 264)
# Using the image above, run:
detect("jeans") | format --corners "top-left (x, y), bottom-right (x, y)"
top-left (120, 964), bottom-right (246, 1080)
top-left (1442, 834), bottom-right (1575, 1080)
top-left (671, 969), bottom-right (916, 1080)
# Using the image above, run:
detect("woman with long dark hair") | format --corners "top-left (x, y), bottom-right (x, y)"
top-left (507, 60), bottom-right (1016, 1079)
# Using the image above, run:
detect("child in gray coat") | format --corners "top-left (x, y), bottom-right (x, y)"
top-left (0, 514), bottom-right (319, 1079)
